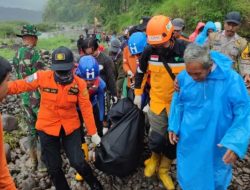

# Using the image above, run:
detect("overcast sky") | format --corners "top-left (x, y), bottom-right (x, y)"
top-left (0, 0), bottom-right (48, 11)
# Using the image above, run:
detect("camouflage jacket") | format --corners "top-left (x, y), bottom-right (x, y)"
top-left (13, 46), bottom-right (45, 79)
top-left (13, 46), bottom-right (47, 107)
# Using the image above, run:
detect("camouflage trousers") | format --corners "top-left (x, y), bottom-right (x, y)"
top-left (21, 92), bottom-right (46, 171)
top-left (21, 92), bottom-right (39, 137)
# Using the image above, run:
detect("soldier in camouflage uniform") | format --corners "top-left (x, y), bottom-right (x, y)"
top-left (13, 24), bottom-right (47, 171)
top-left (40, 49), bottom-right (52, 69)
top-left (208, 11), bottom-right (250, 88)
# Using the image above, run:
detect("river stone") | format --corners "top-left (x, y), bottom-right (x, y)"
top-left (2, 114), bottom-right (18, 132)
top-left (21, 176), bottom-right (37, 190)
top-left (19, 136), bottom-right (30, 152)
top-left (4, 143), bottom-right (11, 163)
top-left (242, 168), bottom-right (250, 174)
top-left (6, 96), bottom-right (17, 102)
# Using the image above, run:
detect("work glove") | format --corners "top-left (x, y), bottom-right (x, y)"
top-left (134, 95), bottom-right (142, 109)
top-left (127, 70), bottom-right (134, 78)
top-left (111, 96), bottom-right (118, 104)
top-left (88, 149), bottom-right (96, 162)
top-left (102, 127), bottom-right (109, 135)
top-left (142, 104), bottom-right (150, 113)
top-left (91, 133), bottom-right (101, 146)
top-left (102, 121), bottom-right (109, 135)
top-left (88, 141), bottom-right (97, 162)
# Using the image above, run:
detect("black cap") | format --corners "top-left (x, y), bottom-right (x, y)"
top-left (51, 46), bottom-right (74, 71)
top-left (225, 11), bottom-right (241, 25)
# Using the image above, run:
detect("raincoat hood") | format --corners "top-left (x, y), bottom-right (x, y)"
top-left (207, 50), bottom-right (233, 80)
top-left (189, 22), bottom-right (205, 42)
top-left (195, 21), bottom-right (216, 45)
top-left (195, 22), bottom-right (205, 32)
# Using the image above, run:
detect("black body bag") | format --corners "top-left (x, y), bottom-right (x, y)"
top-left (94, 98), bottom-right (145, 177)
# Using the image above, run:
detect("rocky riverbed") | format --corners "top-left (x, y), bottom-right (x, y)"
top-left (1, 71), bottom-right (250, 190)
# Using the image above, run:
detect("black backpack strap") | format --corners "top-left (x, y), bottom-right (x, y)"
top-left (161, 58), bottom-right (176, 81)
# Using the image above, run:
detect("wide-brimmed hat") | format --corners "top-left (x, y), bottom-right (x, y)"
top-left (16, 24), bottom-right (41, 38)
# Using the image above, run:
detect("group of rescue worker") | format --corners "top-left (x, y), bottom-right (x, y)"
top-left (0, 10), bottom-right (250, 190)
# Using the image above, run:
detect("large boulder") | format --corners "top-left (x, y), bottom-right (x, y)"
top-left (2, 114), bottom-right (18, 132)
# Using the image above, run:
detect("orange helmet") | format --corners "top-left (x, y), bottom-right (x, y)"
top-left (146, 15), bottom-right (174, 45)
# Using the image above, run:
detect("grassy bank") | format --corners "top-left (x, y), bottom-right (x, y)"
top-left (37, 35), bottom-right (73, 50)
top-left (0, 48), bottom-right (16, 60)
top-left (0, 35), bottom-right (74, 60)
top-left (0, 21), bottom-right (29, 38)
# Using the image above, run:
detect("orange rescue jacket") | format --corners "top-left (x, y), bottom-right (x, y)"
top-left (7, 71), bottom-right (97, 136)
top-left (123, 46), bottom-right (139, 87)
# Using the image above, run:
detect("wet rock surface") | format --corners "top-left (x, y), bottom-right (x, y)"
top-left (1, 72), bottom-right (249, 190)
top-left (2, 114), bottom-right (19, 132)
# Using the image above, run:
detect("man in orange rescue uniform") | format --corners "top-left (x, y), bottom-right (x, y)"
top-left (134, 15), bottom-right (187, 189)
top-left (7, 47), bottom-right (103, 190)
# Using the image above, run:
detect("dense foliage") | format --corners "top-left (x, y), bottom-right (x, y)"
top-left (43, 0), bottom-right (250, 37)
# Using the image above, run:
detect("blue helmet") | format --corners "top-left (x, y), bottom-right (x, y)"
top-left (76, 55), bottom-right (99, 80)
top-left (128, 32), bottom-right (147, 55)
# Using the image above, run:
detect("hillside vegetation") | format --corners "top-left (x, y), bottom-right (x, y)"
top-left (0, 21), bottom-right (56, 38)
top-left (43, 0), bottom-right (250, 37)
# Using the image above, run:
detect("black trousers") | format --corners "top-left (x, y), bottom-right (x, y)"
top-left (93, 104), bottom-right (103, 137)
top-left (148, 130), bottom-right (176, 160)
top-left (38, 128), bottom-right (98, 190)
top-left (78, 104), bottom-right (103, 139)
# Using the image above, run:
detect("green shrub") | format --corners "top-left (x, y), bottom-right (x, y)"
top-left (0, 48), bottom-right (16, 60)
top-left (37, 35), bottom-right (73, 51)
top-left (36, 23), bottom-right (57, 32)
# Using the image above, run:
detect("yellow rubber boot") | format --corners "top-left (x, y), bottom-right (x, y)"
top-left (82, 143), bottom-right (89, 161)
top-left (158, 156), bottom-right (175, 190)
top-left (75, 143), bottom-right (89, 181)
top-left (144, 158), bottom-right (150, 165)
top-left (144, 152), bottom-right (160, 177)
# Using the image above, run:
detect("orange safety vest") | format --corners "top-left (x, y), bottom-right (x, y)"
top-left (7, 71), bottom-right (97, 136)
top-left (135, 60), bottom-right (185, 115)
top-left (0, 114), bottom-right (16, 190)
